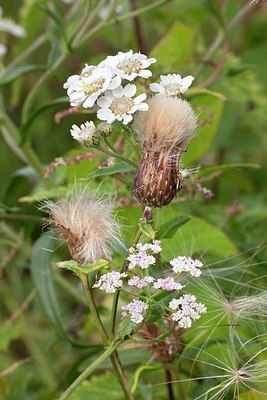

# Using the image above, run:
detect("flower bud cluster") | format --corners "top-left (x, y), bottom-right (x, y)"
top-left (93, 239), bottom-right (206, 327)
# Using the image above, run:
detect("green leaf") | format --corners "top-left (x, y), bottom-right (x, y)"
top-left (0, 65), bottom-right (45, 88)
top-left (157, 216), bottom-right (190, 239)
top-left (155, 204), bottom-right (237, 259)
top-left (150, 21), bottom-right (195, 72)
top-left (117, 316), bottom-right (134, 339)
top-left (138, 221), bottom-right (156, 240)
top-left (147, 291), bottom-right (177, 323)
top-left (69, 373), bottom-right (124, 400)
top-left (183, 90), bottom-right (225, 164)
top-left (199, 162), bottom-right (260, 177)
top-left (0, 324), bottom-right (21, 351)
top-left (82, 162), bottom-right (136, 181)
top-left (30, 233), bottom-right (67, 337)
top-left (57, 259), bottom-right (110, 275)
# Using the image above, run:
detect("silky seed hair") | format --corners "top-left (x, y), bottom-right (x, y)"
top-left (43, 190), bottom-right (120, 265)
top-left (134, 95), bottom-right (198, 156)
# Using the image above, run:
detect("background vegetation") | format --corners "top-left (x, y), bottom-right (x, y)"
top-left (0, 1), bottom-right (266, 399)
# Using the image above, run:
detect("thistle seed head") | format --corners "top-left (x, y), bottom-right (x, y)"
top-left (43, 191), bottom-right (120, 265)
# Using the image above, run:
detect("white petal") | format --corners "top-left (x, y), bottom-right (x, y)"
top-left (150, 83), bottom-right (164, 93)
top-left (108, 75), bottom-right (121, 89)
top-left (134, 103), bottom-right (149, 111)
top-left (122, 114), bottom-right (133, 125)
top-left (83, 94), bottom-right (98, 108)
top-left (112, 85), bottom-right (124, 98)
top-left (139, 70), bottom-right (152, 78)
top-left (134, 93), bottom-right (147, 104)
top-left (169, 74), bottom-right (181, 84)
top-left (97, 96), bottom-right (112, 108)
top-left (160, 75), bottom-right (170, 85)
top-left (180, 75), bottom-right (194, 93)
top-left (124, 84), bottom-right (136, 97)
top-left (97, 108), bottom-right (113, 121)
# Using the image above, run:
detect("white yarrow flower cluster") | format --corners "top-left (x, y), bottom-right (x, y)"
top-left (121, 299), bottom-right (148, 324)
top-left (150, 74), bottom-right (194, 96)
top-left (170, 256), bottom-right (203, 277)
top-left (127, 240), bottom-right (162, 270)
top-left (64, 50), bottom-right (154, 126)
top-left (93, 271), bottom-right (127, 293)
top-left (169, 294), bottom-right (207, 328)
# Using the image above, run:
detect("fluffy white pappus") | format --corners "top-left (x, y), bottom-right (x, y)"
top-left (226, 292), bottom-right (267, 320)
top-left (134, 95), bottom-right (197, 155)
top-left (43, 191), bottom-right (120, 265)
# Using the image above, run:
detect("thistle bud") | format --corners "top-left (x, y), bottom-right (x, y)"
top-left (134, 95), bottom-right (197, 207)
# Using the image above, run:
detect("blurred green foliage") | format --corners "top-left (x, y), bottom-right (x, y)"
top-left (0, 1), bottom-right (266, 399)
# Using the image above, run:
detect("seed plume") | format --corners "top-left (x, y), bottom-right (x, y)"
top-left (43, 191), bottom-right (120, 265)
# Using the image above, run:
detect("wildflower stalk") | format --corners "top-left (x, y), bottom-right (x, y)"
top-left (79, 274), bottom-right (134, 400)
top-left (97, 144), bottom-right (138, 168)
top-left (58, 339), bottom-right (122, 400)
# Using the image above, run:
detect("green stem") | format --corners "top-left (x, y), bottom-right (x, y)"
top-left (80, 274), bottom-right (109, 345)
top-left (103, 136), bottom-right (118, 154)
top-left (98, 145), bottom-right (137, 168)
top-left (80, 274), bottom-right (134, 400)
top-left (58, 341), bottom-right (121, 400)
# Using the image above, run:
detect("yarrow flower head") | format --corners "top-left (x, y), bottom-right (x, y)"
top-left (63, 64), bottom-right (120, 108)
top-left (97, 84), bottom-right (148, 125)
top-left (121, 299), bottom-right (148, 324)
top-left (153, 277), bottom-right (183, 291)
top-left (169, 294), bottom-right (207, 328)
top-left (93, 271), bottom-right (127, 293)
top-left (70, 121), bottom-right (100, 147)
top-left (170, 256), bottom-right (203, 277)
top-left (127, 240), bottom-right (162, 270)
top-left (150, 74), bottom-right (194, 96)
top-left (128, 275), bottom-right (154, 289)
top-left (101, 50), bottom-right (156, 81)
top-left (43, 191), bottom-right (120, 265)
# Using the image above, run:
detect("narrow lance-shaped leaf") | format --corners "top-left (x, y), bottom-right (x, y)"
top-left (30, 233), bottom-right (67, 338)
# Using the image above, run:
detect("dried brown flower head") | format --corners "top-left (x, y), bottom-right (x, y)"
top-left (134, 95), bottom-right (197, 207)
top-left (140, 322), bottom-right (184, 363)
top-left (43, 191), bottom-right (120, 265)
